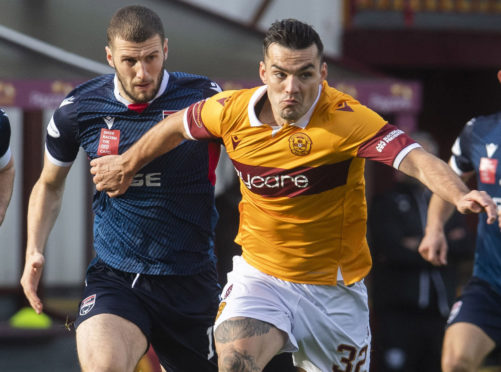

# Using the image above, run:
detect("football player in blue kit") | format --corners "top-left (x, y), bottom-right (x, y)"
top-left (0, 108), bottom-right (14, 226)
top-left (419, 70), bottom-right (501, 372)
top-left (20, 5), bottom-right (221, 372)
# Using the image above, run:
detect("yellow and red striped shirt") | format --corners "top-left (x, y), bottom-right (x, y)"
top-left (184, 80), bottom-right (418, 285)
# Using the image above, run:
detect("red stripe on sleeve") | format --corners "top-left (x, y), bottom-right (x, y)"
top-left (185, 100), bottom-right (218, 140)
top-left (357, 123), bottom-right (416, 166)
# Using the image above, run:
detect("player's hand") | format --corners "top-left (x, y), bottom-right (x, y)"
top-left (90, 155), bottom-right (133, 197)
top-left (20, 252), bottom-right (45, 314)
top-left (418, 230), bottom-right (448, 266)
top-left (456, 190), bottom-right (497, 225)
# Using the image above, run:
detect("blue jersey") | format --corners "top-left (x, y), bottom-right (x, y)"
top-left (0, 109), bottom-right (11, 169)
top-left (45, 71), bottom-right (222, 275)
top-left (450, 113), bottom-right (501, 294)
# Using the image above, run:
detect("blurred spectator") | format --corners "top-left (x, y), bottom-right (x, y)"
top-left (368, 131), bottom-right (474, 372)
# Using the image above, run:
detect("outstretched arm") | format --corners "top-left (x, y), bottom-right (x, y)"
top-left (20, 156), bottom-right (70, 313)
top-left (0, 156), bottom-right (14, 225)
top-left (90, 109), bottom-right (190, 197)
top-left (398, 147), bottom-right (497, 223)
top-left (417, 169), bottom-right (479, 266)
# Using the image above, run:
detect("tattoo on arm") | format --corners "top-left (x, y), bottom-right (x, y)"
top-left (220, 350), bottom-right (261, 372)
top-left (215, 318), bottom-right (273, 344)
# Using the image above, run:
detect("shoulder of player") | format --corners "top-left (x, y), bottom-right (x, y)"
top-left (54, 75), bottom-right (114, 116)
top-left (319, 84), bottom-right (367, 115)
top-left (168, 72), bottom-right (220, 94)
top-left (465, 112), bottom-right (501, 130)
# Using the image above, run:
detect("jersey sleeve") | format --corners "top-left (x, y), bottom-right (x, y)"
top-left (45, 97), bottom-right (80, 166)
top-left (183, 90), bottom-right (235, 141)
top-left (449, 118), bottom-right (475, 175)
top-left (0, 109), bottom-right (11, 169)
top-left (357, 123), bottom-right (419, 168)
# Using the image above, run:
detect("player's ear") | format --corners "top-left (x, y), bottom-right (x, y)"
top-left (105, 46), bottom-right (115, 68)
top-left (259, 61), bottom-right (267, 84)
top-left (321, 62), bottom-right (328, 80)
top-left (497, 70), bottom-right (501, 85)
top-left (163, 38), bottom-right (168, 61)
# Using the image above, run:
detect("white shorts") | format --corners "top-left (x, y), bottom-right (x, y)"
top-left (215, 256), bottom-right (371, 372)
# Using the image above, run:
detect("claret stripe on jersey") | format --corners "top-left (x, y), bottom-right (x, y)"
top-left (232, 158), bottom-right (352, 198)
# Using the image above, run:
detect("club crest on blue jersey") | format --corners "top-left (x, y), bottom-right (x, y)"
top-left (80, 294), bottom-right (96, 316)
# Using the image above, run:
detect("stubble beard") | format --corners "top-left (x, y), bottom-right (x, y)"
top-left (116, 72), bottom-right (161, 104)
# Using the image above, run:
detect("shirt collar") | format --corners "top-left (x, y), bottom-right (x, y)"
top-left (248, 83), bottom-right (323, 134)
top-left (113, 69), bottom-right (169, 106)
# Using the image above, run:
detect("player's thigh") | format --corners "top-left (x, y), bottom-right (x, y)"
top-left (442, 322), bottom-right (495, 371)
top-left (215, 316), bottom-right (287, 371)
top-left (76, 313), bottom-right (148, 371)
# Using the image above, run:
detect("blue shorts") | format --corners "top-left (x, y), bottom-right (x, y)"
top-left (447, 277), bottom-right (501, 345)
top-left (74, 259), bottom-right (220, 372)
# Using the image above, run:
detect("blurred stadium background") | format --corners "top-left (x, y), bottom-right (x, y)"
top-left (2, 0), bottom-right (501, 370)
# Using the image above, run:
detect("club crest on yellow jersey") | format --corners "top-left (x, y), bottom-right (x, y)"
top-left (289, 132), bottom-right (312, 156)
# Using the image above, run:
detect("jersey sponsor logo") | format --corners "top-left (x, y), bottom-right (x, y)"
top-left (237, 168), bottom-right (309, 191)
top-left (79, 294), bottom-right (96, 316)
top-left (375, 129), bottom-right (404, 152)
top-left (60, 96), bottom-right (75, 107)
top-left (479, 157), bottom-right (497, 184)
top-left (231, 135), bottom-right (241, 150)
top-left (130, 172), bottom-right (161, 187)
top-left (289, 133), bottom-right (312, 156)
top-left (47, 118), bottom-right (60, 138)
top-left (103, 116), bottom-right (115, 129)
top-left (162, 109), bottom-right (177, 118)
top-left (97, 128), bottom-right (120, 156)
top-left (232, 159), bottom-right (351, 198)
top-left (486, 143), bottom-right (498, 158)
top-left (447, 300), bottom-right (462, 324)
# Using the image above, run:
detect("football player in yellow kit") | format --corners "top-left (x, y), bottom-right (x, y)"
top-left (90, 19), bottom-right (498, 372)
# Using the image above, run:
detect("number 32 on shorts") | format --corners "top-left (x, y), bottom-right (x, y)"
top-left (332, 344), bottom-right (368, 372)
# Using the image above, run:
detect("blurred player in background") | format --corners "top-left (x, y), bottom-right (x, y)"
top-left (419, 70), bottom-right (501, 372)
top-left (90, 19), bottom-right (498, 372)
top-left (0, 108), bottom-right (14, 226)
top-left (20, 5), bottom-right (221, 372)
top-left (369, 132), bottom-right (474, 372)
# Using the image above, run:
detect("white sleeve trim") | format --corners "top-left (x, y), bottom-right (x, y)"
top-left (0, 147), bottom-right (11, 169)
top-left (449, 156), bottom-right (463, 176)
top-left (45, 145), bottom-right (73, 167)
top-left (182, 109), bottom-right (196, 140)
top-left (393, 143), bottom-right (422, 169)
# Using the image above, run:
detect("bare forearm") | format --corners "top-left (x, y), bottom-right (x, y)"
top-left (425, 193), bottom-right (456, 233)
top-left (399, 149), bottom-right (469, 205)
top-left (26, 180), bottom-right (64, 256)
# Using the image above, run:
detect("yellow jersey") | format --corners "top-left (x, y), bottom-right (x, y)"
top-left (184, 80), bottom-right (418, 285)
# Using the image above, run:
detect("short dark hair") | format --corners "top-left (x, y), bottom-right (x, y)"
top-left (107, 5), bottom-right (165, 46)
top-left (263, 19), bottom-right (324, 59)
